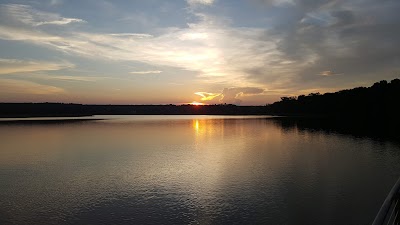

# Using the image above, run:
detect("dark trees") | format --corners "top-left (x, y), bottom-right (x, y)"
top-left (266, 79), bottom-right (400, 120)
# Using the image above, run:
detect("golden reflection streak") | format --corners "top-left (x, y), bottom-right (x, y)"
top-left (193, 119), bottom-right (200, 135)
top-left (192, 119), bottom-right (221, 143)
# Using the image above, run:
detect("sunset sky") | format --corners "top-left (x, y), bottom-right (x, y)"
top-left (0, 0), bottom-right (399, 105)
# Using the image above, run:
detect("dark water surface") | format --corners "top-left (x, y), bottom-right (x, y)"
top-left (0, 115), bottom-right (399, 225)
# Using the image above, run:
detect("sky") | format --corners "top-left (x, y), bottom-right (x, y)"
top-left (0, 0), bottom-right (399, 105)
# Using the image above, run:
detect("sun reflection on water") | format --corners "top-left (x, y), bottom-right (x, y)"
top-left (193, 119), bottom-right (199, 134)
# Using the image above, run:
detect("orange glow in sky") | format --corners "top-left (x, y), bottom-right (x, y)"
top-left (189, 101), bottom-right (204, 106)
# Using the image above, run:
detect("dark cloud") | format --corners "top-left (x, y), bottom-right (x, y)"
top-left (250, 0), bottom-right (400, 92)
top-left (330, 10), bottom-right (355, 27)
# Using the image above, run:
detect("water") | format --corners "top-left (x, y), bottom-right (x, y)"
top-left (0, 115), bottom-right (399, 225)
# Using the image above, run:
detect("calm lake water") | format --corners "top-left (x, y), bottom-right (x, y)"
top-left (0, 115), bottom-right (399, 225)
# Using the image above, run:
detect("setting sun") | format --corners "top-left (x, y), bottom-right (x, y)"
top-left (189, 101), bottom-right (204, 106)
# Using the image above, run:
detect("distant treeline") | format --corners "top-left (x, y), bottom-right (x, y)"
top-left (266, 79), bottom-right (400, 120)
top-left (1, 79), bottom-right (399, 119)
top-left (0, 103), bottom-right (268, 117)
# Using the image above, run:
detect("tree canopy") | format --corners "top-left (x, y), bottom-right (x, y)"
top-left (266, 79), bottom-right (400, 120)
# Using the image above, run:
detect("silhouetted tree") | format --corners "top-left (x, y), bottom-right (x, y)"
top-left (266, 79), bottom-right (400, 121)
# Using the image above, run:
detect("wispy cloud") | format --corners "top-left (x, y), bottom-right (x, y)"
top-left (31, 74), bottom-right (98, 82)
top-left (261, 0), bottom-right (295, 7)
top-left (109, 33), bottom-right (153, 38)
top-left (36, 18), bottom-right (84, 26)
top-left (0, 78), bottom-right (64, 95)
top-left (187, 0), bottom-right (215, 7)
top-left (130, 70), bottom-right (162, 74)
top-left (2, 0), bottom-right (398, 103)
top-left (0, 58), bottom-right (73, 74)
top-left (0, 4), bottom-right (279, 89)
top-left (194, 92), bottom-right (221, 101)
top-left (319, 70), bottom-right (342, 76)
top-left (0, 4), bottom-right (85, 27)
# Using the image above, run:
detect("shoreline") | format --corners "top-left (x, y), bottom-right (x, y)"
top-left (0, 118), bottom-right (104, 124)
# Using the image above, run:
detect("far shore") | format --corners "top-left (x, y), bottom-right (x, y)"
top-left (0, 118), bottom-right (103, 124)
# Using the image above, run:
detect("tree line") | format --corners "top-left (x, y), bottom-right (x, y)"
top-left (266, 78), bottom-right (400, 120)
top-left (0, 103), bottom-right (267, 117)
top-left (1, 78), bottom-right (399, 119)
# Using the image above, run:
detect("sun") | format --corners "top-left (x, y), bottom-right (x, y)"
top-left (189, 101), bottom-right (204, 106)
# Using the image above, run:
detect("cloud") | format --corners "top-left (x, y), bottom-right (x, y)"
top-left (49, 0), bottom-right (63, 6)
top-left (129, 70), bottom-right (162, 74)
top-left (194, 92), bottom-right (221, 101)
top-left (36, 18), bottom-right (84, 26)
top-left (194, 88), bottom-right (265, 105)
top-left (319, 71), bottom-right (332, 76)
top-left (0, 78), bottom-right (64, 95)
top-left (30, 74), bottom-right (99, 82)
top-left (109, 33), bottom-right (153, 39)
top-left (187, 0), bottom-right (215, 7)
top-left (262, 0), bottom-right (400, 89)
top-left (0, 58), bottom-right (74, 74)
top-left (319, 70), bottom-right (342, 77)
top-left (0, 4), bottom-right (85, 27)
top-left (0, 6), bottom-right (277, 87)
top-left (2, 1), bottom-right (400, 102)
top-left (256, 0), bottom-right (295, 7)
top-left (220, 87), bottom-right (265, 105)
